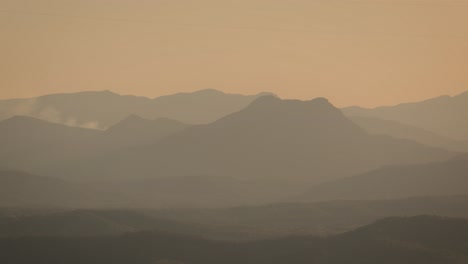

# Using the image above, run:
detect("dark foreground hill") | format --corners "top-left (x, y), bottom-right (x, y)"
top-left (0, 210), bottom-right (207, 237)
top-left (0, 215), bottom-right (467, 264)
top-left (1, 196), bottom-right (468, 239)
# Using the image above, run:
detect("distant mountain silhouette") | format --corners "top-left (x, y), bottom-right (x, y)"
top-left (2, 196), bottom-right (468, 239)
top-left (62, 96), bottom-right (452, 202)
top-left (300, 157), bottom-right (468, 201)
top-left (0, 210), bottom-right (205, 237)
top-left (0, 89), bottom-right (273, 129)
top-left (102, 115), bottom-right (190, 149)
top-left (154, 195), bottom-right (468, 238)
top-left (349, 116), bottom-right (468, 152)
top-left (339, 215), bottom-right (468, 257)
top-left (0, 116), bottom-right (101, 172)
top-left (1, 97), bottom-right (454, 207)
top-left (344, 90), bottom-right (468, 140)
top-left (0, 115), bottom-right (189, 174)
top-left (0, 170), bottom-right (86, 207)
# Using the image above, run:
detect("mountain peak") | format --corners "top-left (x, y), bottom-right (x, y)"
top-left (192, 89), bottom-right (225, 95)
top-left (309, 97), bottom-right (329, 104)
top-left (255, 91), bottom-right (277, 97)
top-left (212, 95), bottom-right (365, 139)
top-left (246, 96), bottom-right (336, 114)
top-left (248, 94), bottom-right (281, 104)
top-left (38, 90), bottom-right (120, 99)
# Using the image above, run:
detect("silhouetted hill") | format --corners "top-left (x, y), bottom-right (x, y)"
top-left (0, 210), bottom-right (205, 237)
top-left (350, 115), bottom-right (468, 152)
top-left (344, 90), bottom-right (468, 140)
top-left (98, 174), bottom-right (263, 208)
top-left (2, 196), bottom-right (468, 239)
top-left (0, 215), bottom-right (467, 264)
top-left (0, 115), bottom-right (99, 139)
top-left (348, 215), bottom-right (468, 245)
top-left (107, 115), bottom-right (188, 134)
top-left (102, 115), bottom-right (190, 149)
top-left (0, 89), bottom-right (272, 129)
top-left (0, 170), bottom-right (85, 207)
top-left (343, 215), bottom-right (468, 258)
top-left (152, 195), bottom-right (468, 238)
top-left (300, 157), bottom-right (468, 201)
top-left (0, 115), bottom-right (190, 174)
top-left (0, 117), bottom-right (100, 172)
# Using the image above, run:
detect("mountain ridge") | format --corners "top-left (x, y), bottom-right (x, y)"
top-left (300, 157), bottom-right (468, 202)
top-left (57, 95), bottom-right (451, 203)
top-left (0, 89), bottom-right (273, 129)
top-left (343, 90), bottom-right (468, 140)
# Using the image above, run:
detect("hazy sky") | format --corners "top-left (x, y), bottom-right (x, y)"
top-left (1, 0), bottom-right (468, 107)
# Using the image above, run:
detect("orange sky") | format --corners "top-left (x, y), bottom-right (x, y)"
top-left (1, 0), bottom-right (468, 107)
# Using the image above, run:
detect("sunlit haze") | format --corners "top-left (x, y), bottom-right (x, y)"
top-left (1, 0), bottom-right (468, 106)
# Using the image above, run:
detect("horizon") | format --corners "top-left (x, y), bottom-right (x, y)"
top-left (1, 87), bottom-right (468, 109)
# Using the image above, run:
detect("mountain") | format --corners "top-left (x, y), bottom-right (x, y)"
top-left (343, 90), bottom-right (468, 140)
top-left (3, 193), bottom-right (468, 238)
top-left (0, 89), bottom-right (272, 129)
top-left (0, 210), bottom-right (205, 237)
top-left (0, 115), bottom-right (190, 174)
top-left (349, 116), bottom-right (468, 152)
top-left (153, 195), bottom-right (468, 238)
top-left (300, 157), bottom-right (468, 201)
top-left (102, 115), bottom-right (190, 149)
top-left (334, 215), bottom-right (468, 263)
top-left (57, 96), bottom-right (452, 205)
top-left (1, 96), bottom-right (453, 207)
top-left (0, 170), bottom-right (87, 207)
top-left (79, 96), bottom-right (450, 180)
top-left (348, 215), bottom-right (468, 242)
top-left (0, 116), bottom-right (101, 172)
top-left (1, 215), bottom-right (467, 264)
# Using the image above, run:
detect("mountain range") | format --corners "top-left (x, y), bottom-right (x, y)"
top-left (300, 156), bottom-right (468, 201)
top-left (344, 90), bottom-right (468, 141)
top-left (0, 94), bottom-right (458, 207)
top-left (1, 196), bottom-right (468, 239)
top-left (349, 116), bottom-right (468, 152)
top-left (0, 115), bottom-right (191, 174)
top-left (1, 88), bottom-right (468, 263)
top-left (61, 96), bottom-right (450, 184)
top-left (1, 215), bottom-right (467, 264)
top-left (1, 90), bottom-right (466, 207)
top-left (0, 89), bottom-right (272, 129)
